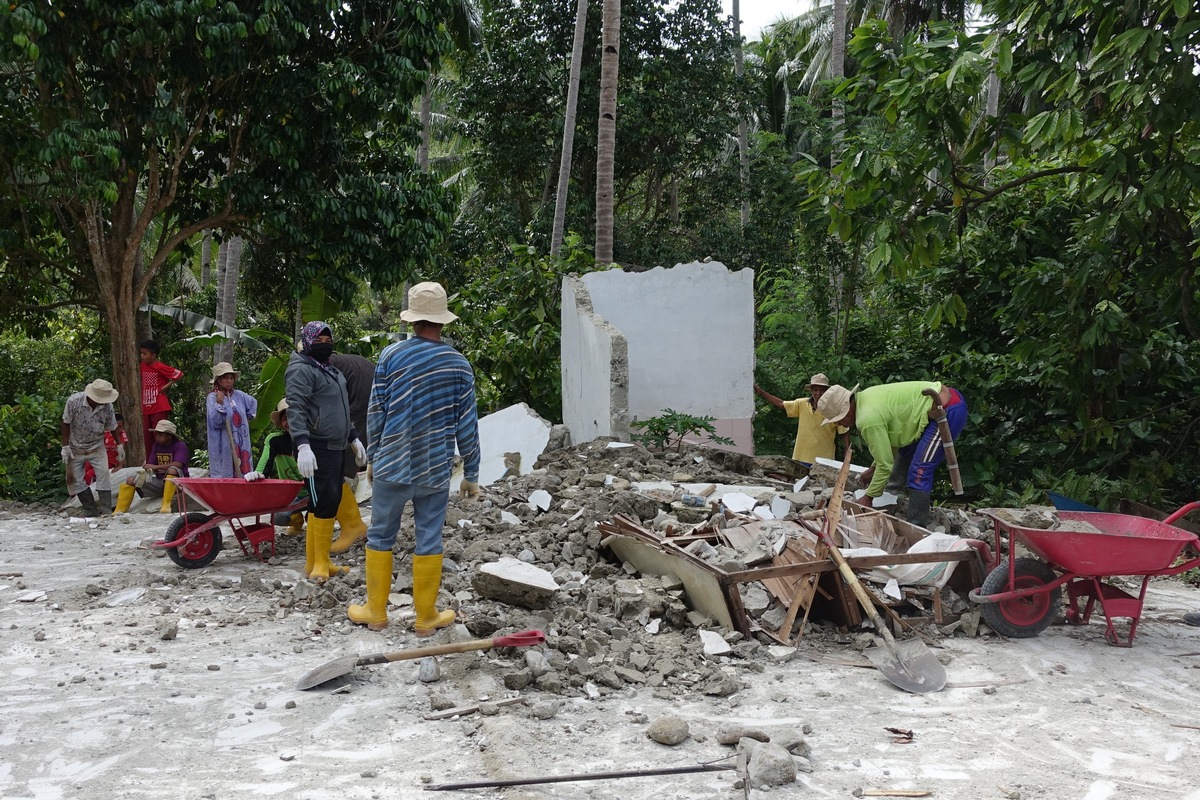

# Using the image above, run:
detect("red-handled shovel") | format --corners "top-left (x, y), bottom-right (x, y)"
top-left (297, 630), bottom-right (546, 690)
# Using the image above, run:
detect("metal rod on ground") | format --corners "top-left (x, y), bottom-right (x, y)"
top-left (424, 764), bottom-right (733, 791)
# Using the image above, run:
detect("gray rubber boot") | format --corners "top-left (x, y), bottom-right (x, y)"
top-left (96, 490), bottom-right (112, 515)
top-left (885, 454), bottom-right (911, 494)
top-left (906, 490), bottom-right (932, 529)
top-left (77, 488), bottom-right (101, 517)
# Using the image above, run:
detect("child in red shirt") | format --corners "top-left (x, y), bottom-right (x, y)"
top-left (140, 340), bottom-right (183, 452)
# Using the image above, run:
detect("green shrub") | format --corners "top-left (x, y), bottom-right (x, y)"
top-left (0, 395), bottom-right (68, 504)
top-left (630, 409), bottom-right (735, 452)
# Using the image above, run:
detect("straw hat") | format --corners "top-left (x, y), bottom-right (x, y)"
top-left (270, 398), bottom-right (289, 427)
top-left (817, 384), bottom-right (860, 426)
top-left (152, 419), bottom-right (178, 437)
top-left (211, 362), bottom-right (239, 381)
top-left (806, 373), bottom-right (831, 389)
top-left (400, 281), bottom-right (458, 325)
top-left (84, 379), bottom-right (119, 405)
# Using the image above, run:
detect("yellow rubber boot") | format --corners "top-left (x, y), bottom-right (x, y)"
top-left (348, 548), bottom-right (392, 630)
top-left (304, 519), bottom-right (316, 577)
top-left (330, 483), bottom-right (368, 554)
top-left (307, 516), bottom-right (349, 583)
top-left (412, 554), bottom-right (456, 637)
top-left (115, 484), bottom-right (136, 514)
top-left (159, 479), bottom-right (177, 513)
top-left (286, 512), bottom-right (305, 535)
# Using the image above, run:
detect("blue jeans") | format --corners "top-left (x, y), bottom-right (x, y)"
top-left (365, 479), bottom-right (449, 555)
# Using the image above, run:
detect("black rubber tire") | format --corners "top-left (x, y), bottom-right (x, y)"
top-left (163, 512), bottom-right (222, 569)
top-left (979, 557), bottom-right (1061, 638)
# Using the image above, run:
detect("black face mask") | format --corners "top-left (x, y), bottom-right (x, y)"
top-left (308, 342), bottom-right (334, 362)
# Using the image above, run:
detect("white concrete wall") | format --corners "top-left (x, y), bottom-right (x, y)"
top-left (561, 279), bottom-right (627, 442)
top-left (561, 261), bottom-right (755, 453)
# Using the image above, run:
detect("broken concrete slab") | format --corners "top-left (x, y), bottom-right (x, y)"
top-left (452, 402), bottom-right (552, 495)
top-left (472, 558), bottom-right (559, 609)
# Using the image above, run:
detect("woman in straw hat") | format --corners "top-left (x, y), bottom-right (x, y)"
top-left (114, 420), bottom-right (190, 514)
top-left (205, 362), bottom-right (257, 478)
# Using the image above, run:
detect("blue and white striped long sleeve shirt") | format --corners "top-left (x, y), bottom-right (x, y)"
top-left (367, 337), bottom-right (481, 489)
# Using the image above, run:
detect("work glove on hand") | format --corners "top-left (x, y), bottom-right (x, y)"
top-left (60, 445), bottom-right (73, 463)
top-left (460, 480), bottom-right (481, 500)
top-left (243, 471), bottom-right (265, 482)
top-left (296, 444), bottom-right (317, 478)
top-left (350, 438), bottom-right (367, 467)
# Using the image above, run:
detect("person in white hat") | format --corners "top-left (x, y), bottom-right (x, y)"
top-left (754, 373), bottom-right (847, 468)
top-left (816, 381), bottom-right (968, 527)
top-left (347, 281), bottom-right (481, 635)
top-left (61, 379), bottom-right (120, 516)
top-left (205, 362), bottom-right (257, 478)
top-left (114, 420), bottom-right (190, 514)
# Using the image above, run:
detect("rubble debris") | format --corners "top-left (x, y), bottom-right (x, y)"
top-left (472, 558), bottom-right (559, 609)
top-left (646, 716), bottom-right (690, 745)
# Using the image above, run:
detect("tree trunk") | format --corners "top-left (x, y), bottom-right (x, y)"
top-left (551, 0), bottom-right (589, 257)
top-left (733, 0), bottom-right (749, 229)
top-left (595, 0), bottom-right (621, 264)
top-left (830, 0), bottom-right (847, 168)
top-left (418, 89), bottom-right (432, 172)
top-left (200, 230), bottom-right (213, 286)
top-left (215, 235), bottom-right (242, 364)
top-left (984, 68), bottom-right (1000, 173)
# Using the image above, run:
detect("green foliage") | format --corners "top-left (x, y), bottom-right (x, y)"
top-left (451, 235), bottom-right (597, 421)
top-left (630, 409), bottom-right (736, 452)
top-left (0, 333), bottom-right (109, 407)
top-left (0, 396), bottom-right (68, 504)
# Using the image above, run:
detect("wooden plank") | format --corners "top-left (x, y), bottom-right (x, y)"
top-left (723, 551), bottom-right (978, 584)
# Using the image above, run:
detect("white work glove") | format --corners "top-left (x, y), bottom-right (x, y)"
top-left (60, 445), bottom-right (73, 463)
top-left (460, 480), bottom-right (480, 500)
top-left (243, 471), bottom-right (265, 482)
top-left (296, 443), bottom-right (317, 478)
top-left (350, 438), bottom-right (367, 467)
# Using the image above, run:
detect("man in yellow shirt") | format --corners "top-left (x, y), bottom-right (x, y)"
top-left (754, 373), bottom-right (845, 468)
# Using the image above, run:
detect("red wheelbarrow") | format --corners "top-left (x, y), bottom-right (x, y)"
top-left (152, 478), bottom-right (308, 569)
top-left (970, 502), bottom-right (1200, 646)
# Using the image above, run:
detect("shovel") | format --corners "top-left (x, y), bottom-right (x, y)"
top-left (816, 448), bottom-right (946, 694)
top-left (296, 629), bottom-right (546, 690)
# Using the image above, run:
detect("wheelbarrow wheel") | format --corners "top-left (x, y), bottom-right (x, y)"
top-left (980, 557), bottom-right (1061, 638)
top-left (163, 512), bottom-right (222, 569)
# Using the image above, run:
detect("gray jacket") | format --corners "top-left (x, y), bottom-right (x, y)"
top-left (285, 352), bottom-right (357, 449)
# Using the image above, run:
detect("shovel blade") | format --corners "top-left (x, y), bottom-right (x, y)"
top-left (865, 639), bottom-right (946, 694)
top-left (296, 655), bottom-right (360, 691)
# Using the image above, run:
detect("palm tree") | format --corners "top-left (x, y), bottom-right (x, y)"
top-left (551, 0), bottom-right (589, 257)
top-left (594, 0), bottom-right (621, 264)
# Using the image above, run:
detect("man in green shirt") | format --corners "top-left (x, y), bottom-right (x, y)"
top-left (816, 381), bottom-right (967, 527)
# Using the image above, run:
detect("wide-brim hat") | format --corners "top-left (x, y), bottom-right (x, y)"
top-left (807, 372), bottom-right (831, 389)
top-left (84, 379), bottom-right (119, 405)
top-left (400, 281), bottom-right (459, 325)
top-left (270, 398), bottom-right (289, 427)
top-left (818, 384), bottom-right (860, 426)
top-left (211, 362), bottom-right (239, 381)
top-left (152, 419), bottom-right (178, 437)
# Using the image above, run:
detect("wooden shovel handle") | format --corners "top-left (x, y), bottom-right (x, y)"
top-left (357, 630), bottom-right (545, 667)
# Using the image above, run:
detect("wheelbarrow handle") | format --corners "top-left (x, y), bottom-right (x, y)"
top-left (1164, 502), bottom-right (1200, 527)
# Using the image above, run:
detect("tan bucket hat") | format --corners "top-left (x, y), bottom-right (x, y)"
top-left (211, 362), bottom-right (239, 381)
top-left (84, 379), bottom-right (119, 404)
top-left (817, 384), bottom-right (860, 425)
top-left (152, 419), bottom-right (178, 436)
top-left (270, 398), bottom-right (289, 427)
top-left (807, 373), bottom-right (831, 389)
top-left (400, 281), bottom-right (459, 325)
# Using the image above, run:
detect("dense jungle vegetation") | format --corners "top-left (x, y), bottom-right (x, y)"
top-left (0, 0), bottom-right (1197, 511)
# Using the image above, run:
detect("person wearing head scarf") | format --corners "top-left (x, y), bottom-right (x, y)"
top-left (206, 362), bottom-right (258, 478)
top-left (279, 321), bottom-right (367, 582)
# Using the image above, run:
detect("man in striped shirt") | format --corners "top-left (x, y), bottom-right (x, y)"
top-left (348, 281), bottom-right (481, 636)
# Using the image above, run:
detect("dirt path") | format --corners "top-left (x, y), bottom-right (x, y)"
top-left (3, 509), bottom-right (1200, 800)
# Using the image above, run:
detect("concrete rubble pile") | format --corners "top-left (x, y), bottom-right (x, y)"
top-left (52, 434), bottom-right (997, 708)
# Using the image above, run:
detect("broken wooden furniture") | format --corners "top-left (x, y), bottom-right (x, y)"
top-left (598, 506), bottom-right (984, 644)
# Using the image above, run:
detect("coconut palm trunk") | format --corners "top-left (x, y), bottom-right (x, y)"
top-left (551, 0), bottom-right (589, 257)
top-left (595, 0), bottom-right (621, 264)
